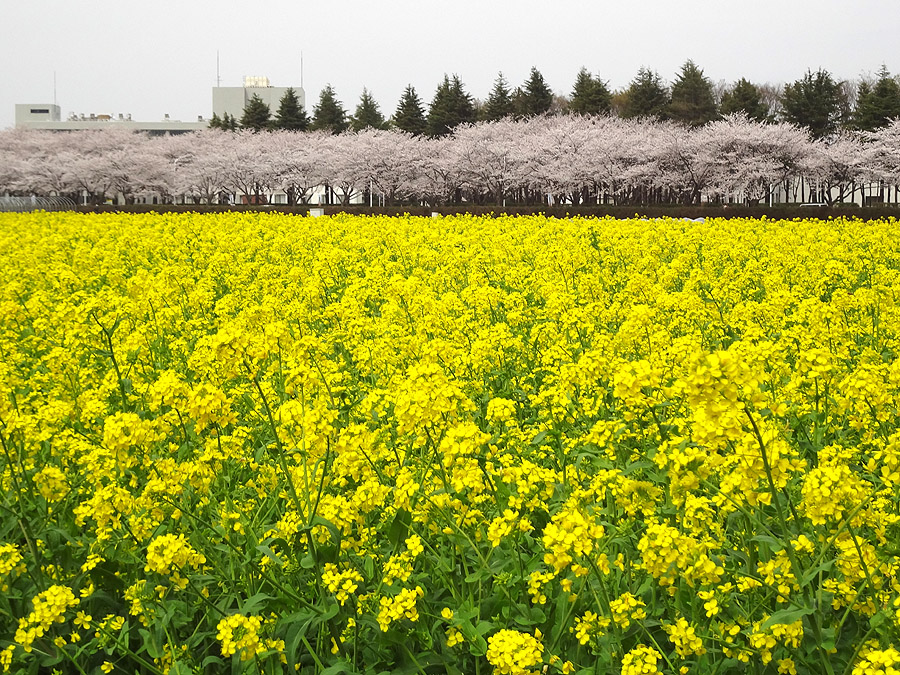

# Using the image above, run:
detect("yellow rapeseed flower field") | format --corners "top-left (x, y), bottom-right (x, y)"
top-left (1, 212), bottom-right (899, 674)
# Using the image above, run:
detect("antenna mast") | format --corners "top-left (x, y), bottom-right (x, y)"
top-left (301, 51), bottom-right (304, 90)
top-left (216, 51), bottom-right (221, 87)
top-left (53, 71), bottom-right (57, 106)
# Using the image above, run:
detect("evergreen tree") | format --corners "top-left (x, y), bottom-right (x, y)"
top-left (569, 67), bottom-right (612, 116)
top-left (273, 87), bottom-right (309, 131)
top-left (350, 88), bottom-right (387, 131)
top-left (427, 74), bottom-right (476, 137)
top-left (516, 67), bottom-right (554, 117)
top-left (853, 66), bottom-right (900, 131)
top-left (621, 67), bottom-right (670, 119)
top-left (311, 85), bottom-right (349, 134)
top-left (719, 78), bottom-right (771, 122)
top-left (240, 94), bottom-right (272, 131)
top-left (669, 60), bottom-right (718, 126)
top-left (222, 113), bottom-right (239, 131)
top-left (482, 73), bottom-right (514, 121)
top-left (208, 112), bottom-right (223, 129)
top-left (780, 69), bottom-right (846, 139)
top-left (392, 85), bottom-right (427, 135)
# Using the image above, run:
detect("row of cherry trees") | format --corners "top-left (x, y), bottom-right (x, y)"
top-left (2, 115), bottom-right (899, 207)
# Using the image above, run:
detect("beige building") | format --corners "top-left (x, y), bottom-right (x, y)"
top-left (212, 76), bottom-right (305, 120)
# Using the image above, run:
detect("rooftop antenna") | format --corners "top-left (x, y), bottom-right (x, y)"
top-left (53, 71), bottom-right (57, 106)
top-left (216, 51), bottom-right (221, 87)
top-left (301, 51), bottom-right (304, 90)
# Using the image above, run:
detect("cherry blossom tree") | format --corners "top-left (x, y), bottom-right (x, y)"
top-left (219, 131), bottom-right (278, 204)
top-left (315, 133), bottom-right (367, 205)
top-left (649, 121), bottom-right (718, 204)
top-left (268, 130), bottom-right (329, 205)
top-left (525, 116), bottom-right (598, 205)
top-left (2, 130), bottom-right (81, 199)
top-left (866, 120), bottom-right (900, 182)
top-left (452, 119), bottom-right (530, 205)
top-left (581, 117), bottom-right (650, 205)
top-left (3, 116), bottom-right (899, 207)
top-left (699, 115), bottom-right (813, 205)
top-left (803, 133), bottom-right (869, 205)
top-left (179, 131), bottom-right (234, 204)
top-left (350, 129), bottom-right (422, 205)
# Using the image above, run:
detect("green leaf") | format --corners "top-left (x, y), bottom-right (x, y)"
top-left (389, 509), bottom-right (411, 548)
top-left (138, 628), bottom-right (164, 659)
top-left (622, 459), bottom-right (653, 475)
top-left (799, 559), bottom-right (835, 586)
top-left (311, 515), bottom-right (342, 546)
top-left (468, 635), bottom-right (488, 656)
top-left (474, 620), bottom-right (494, 636)
top-left (528, 607), bottom-right (547, 624)
top-left (256, 544), bottom-right (284, 567)
top-left (38, 652), bottom-right (64, 667)
top-left (760, 605), bottom-right (815, 630)
top-left (321, 661), bottom-right (356, 675)
top-left (752, 534), bottom-right (785, 552)
top-left (820, 626), bottom-right (836, 651)
top-left (284, 614), bottom-right (316, 670)
top-left (635, 576), bottom-right (653, 596)
top-left (168, 661), bottom-right (192, 675)
top-left (321, 599), bottom-right (341, 622)
top-left (240, 592), bottom-right (274, 615)
top-left (464, 567), bottom-right (490, 583)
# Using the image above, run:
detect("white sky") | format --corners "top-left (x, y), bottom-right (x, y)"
top-left (2, 0), bottom-right (899, 129)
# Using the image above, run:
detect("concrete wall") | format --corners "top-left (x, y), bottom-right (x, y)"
top-left (15, 104), bottom-right (61, 125)
top-left (212, 86), bottom-right (305, 120)
top-left (15, 119), bottom-right (207, 134)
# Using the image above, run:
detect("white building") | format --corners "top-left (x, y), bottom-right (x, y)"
top-left (212, 76), bottom-right (305, 120)
top-left (15, 104), bottom-right (62, 125)
top-left (14, 76), bottom-right (304, 133)
top-left (15, 104), bottom-right (206, 134)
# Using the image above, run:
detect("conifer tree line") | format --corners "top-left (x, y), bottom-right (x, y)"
top-left (209, 62), bottom-right (900, 138)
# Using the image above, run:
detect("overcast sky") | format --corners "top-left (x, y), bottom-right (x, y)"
top-left (3, 0), bottom-right (899, 129)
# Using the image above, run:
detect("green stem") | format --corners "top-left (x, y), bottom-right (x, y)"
top-left (744, 405), bottom-right (835, 675)
top-left (245, 361), bottom-right (305, 520)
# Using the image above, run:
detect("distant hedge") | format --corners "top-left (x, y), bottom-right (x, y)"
top-left (76, 203), bottom-right (900, 220)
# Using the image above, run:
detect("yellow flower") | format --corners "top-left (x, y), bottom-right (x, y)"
top-left (376, 587), bottom-right (424, 632)
top-left (610, 592), bottom-right (647, 630)
top-left (486, 629), bottom-right (543, 675)
top-left (664, 617), bottom-right (706, 657)
top-left (851, 648), bottom-right (900, 675)
top-left (446, 627), bottom-right (464, 647)
top-left (542, 505), bottom-right (604, 572)
top-left (621, 646), bottom-right (662, 675)
top-left (145, 533), bottom-right (206, 578)
top-left (321, 563), bottom-right (363, 606)
top-left (73, 611), bottom-right (92, 630)
top-left (216, 614), bottom-right (264, 661)
top-left (14, 585), bottom-right (79, 653)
